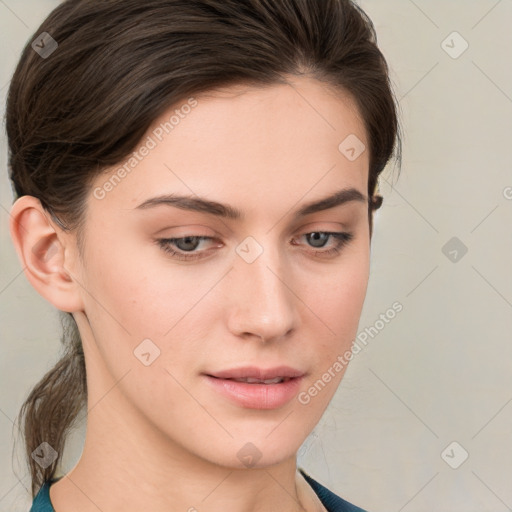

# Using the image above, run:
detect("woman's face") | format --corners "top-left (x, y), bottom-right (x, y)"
top-left (72, 75), bottom-right (371, 468)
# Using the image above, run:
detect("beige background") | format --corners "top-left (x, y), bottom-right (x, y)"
top-left (1, 1), bottom-right (511, 511)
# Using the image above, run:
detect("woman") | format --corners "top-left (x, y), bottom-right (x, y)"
top-left (6, 0), bottom-right (401, 510)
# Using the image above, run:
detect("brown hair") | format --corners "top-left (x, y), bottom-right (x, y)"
top-left (6, 0), bottom-right (401, 498)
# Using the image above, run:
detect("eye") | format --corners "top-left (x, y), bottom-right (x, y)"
top-left (156, 235), bottom-right (218, 261)
top-left (156, 231), bottom-right (354, 261)
top-left (293, 231), bottom-right (354, 258)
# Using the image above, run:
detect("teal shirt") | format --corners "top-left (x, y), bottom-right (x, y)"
top-left (30, 468), bottom-right (369, 512)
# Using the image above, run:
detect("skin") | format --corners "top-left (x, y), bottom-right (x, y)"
top-left (10, 75), bottom-right (373, 512)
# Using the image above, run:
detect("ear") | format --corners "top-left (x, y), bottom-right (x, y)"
top-left (369, 194), bottom-right (383, 239)
top-left (9, 195), bottom-right (85, 313)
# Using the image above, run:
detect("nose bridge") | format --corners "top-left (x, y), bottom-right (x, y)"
top-left (228, 234), bottom-right (296, 340)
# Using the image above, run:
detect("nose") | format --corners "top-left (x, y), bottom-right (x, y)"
top-left (226, 240), bottom-right (298, 343)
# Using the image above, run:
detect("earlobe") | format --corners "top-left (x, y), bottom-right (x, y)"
top-left (9, 195), bottom-right (84, 313)
top-left (370, 194), bottom-right (383, 211)
top-left (369, 194), bottom-right (383, 240)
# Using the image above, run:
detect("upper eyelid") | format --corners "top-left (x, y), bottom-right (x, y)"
top-left (161, 229), bottom-right (350, 240)
top-left (156, 218), bottom-right (355, 238)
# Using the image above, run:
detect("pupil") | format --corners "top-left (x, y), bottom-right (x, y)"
top-left (308, 232), bottom-right (326, 248)
top-left (179, 236), bottom-right (199, 251)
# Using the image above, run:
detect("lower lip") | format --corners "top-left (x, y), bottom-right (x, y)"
top-left (203, 375), bottom-right (303, 409)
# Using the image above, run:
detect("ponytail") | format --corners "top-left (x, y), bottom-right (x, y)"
top-left (14, 312), bottom-right (87, 498)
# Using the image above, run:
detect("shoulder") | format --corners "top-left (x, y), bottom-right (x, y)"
top-left (299, 467), bottom-right (371, 512)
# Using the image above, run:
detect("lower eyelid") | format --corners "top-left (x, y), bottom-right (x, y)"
top-left (294, 231), bottom-right (353, 246)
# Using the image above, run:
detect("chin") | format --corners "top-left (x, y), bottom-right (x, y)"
top-left (191, 433), bottom-right (302, 470)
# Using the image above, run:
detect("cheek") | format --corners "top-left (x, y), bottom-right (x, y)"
top-left (330, 262), bottom-right (369, 326)
top-left (305, 245), bottom-right (370, 354)
top-left (81, 231), bottom-right (190, 335)
top-left (307, 240), bottom-right (369, 314)
top-left (79, 237), bottom-right (217, 389)
top-left (79, 242), bottom-right (204, 401)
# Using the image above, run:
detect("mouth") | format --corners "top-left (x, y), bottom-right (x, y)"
top-left (208, 376), bottom-right (294, 384)
top-left (202, 366), bottom-right (305, 409)
top-left (205, 365), bottom-right (305, 381)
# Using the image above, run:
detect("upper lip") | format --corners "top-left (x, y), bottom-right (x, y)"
top-left (206, 366), bottom-right (305, 380)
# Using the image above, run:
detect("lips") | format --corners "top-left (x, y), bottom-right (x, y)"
top-left (229, 376), bottom-right (289, 384)
top-left (205, 365), bottom-right (305, 381)
top-left (202, 365), bottom-right (306, 408)
top-left (203, 366), bottom-right (305, 409)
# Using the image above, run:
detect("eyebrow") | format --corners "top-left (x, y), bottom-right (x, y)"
top-left (135, 187), bottom-right (367, 220)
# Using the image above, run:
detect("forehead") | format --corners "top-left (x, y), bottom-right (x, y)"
top-left (89, 76), bottom-right (369, 218)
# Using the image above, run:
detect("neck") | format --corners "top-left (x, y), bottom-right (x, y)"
top-left (49, 370), bottom-right (323, 512)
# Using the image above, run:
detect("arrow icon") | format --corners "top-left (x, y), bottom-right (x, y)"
top-left (236, 237), bottom-right (263, 263)
top-left (237, 442), bottom-right (262, 467)
top-left (441, 31), bottom-right (468, 59)
top-left (31, 32), bottom-right (58, 59)
top-left (31, 442), bottom-right (58, 468)
top-left (442, 236), bottom-right (468, 263)
top-left (338, 134), bottom-right (365, 161)
top-left (134, 339), bottom-right (161, 366)
top-left (441, 441), bottom-right (468, 469)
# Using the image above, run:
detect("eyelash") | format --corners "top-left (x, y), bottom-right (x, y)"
top-left (156, 231), bottom-right (354, 262)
